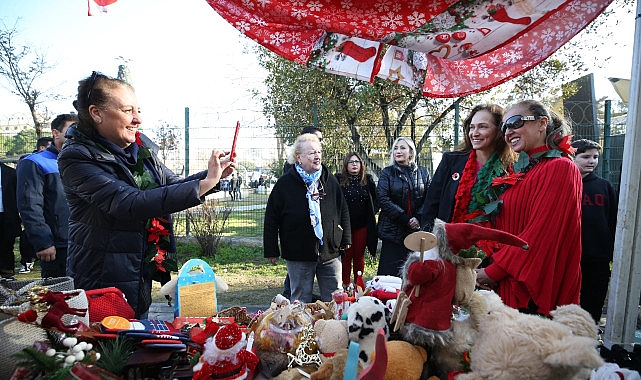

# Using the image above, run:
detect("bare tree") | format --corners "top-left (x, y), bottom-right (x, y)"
top-left (153, 121), bottom-right (181, 162)
top-left (0, 21), bottom-right (56, 138)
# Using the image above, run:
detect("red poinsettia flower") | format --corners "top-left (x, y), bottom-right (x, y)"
top-left (147, 218), bottom-right (170, 244)
top-left (556, 134), bottom-right (577, 156)
top-left (135, 131), bottom-right (143, 147)
top-left (153, 248), bottom-right (168, 272)
top-left (491, 172), bottom-right (525, 186)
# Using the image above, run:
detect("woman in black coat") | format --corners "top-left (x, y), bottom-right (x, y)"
top-left (263, 133), bottom-right (351, 303)
top-left (376, 137), bottom-right (429, 276)
top-left (419, 104), bottom-right (515, 232)
top-left (336, 151), bottom-right (378, 288)
top-left (58, 72), bottom-right (234, 318)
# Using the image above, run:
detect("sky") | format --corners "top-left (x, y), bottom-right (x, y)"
top-left (0, 0), bottom-right (269, 132)
top-left (0, 0), bottom-right (636, 134)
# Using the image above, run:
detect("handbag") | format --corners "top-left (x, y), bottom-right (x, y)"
top-left (85, 287), bottom-right (135, 323)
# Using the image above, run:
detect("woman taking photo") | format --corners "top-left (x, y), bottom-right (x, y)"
top-left (376, 137), bottom-right (429, 276)
top-left (420, 104), bottom-right (515, 232)
top-left (476, 100), bottom-right (582, 316)
top-left (58, 72), bottom-right (234, 318)
top-left (336, 152), bottom-right (378, 289)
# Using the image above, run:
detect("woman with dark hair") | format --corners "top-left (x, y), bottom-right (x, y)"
top-left (376, 137), bottom-right (429, 276)
top-left (336, 151), bottom-right (378, 288)
top-left (58, 71), bottom-right (234, 318)
top-left (419, 104), bottom-right (516, 232)
top-left (476, 99), bottom-right (582, 316)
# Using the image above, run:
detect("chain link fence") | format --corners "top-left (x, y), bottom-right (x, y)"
top-left (1, 108), bottom-right (628, 238)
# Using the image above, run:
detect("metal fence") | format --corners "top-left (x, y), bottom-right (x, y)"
top-left (0, 116), bottom-right (628, 239)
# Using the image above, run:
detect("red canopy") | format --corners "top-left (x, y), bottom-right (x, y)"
top-left (206, 0), bottom-right (612, 97)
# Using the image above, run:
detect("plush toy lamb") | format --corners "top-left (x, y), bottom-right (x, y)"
top-left (347, 296), bottom-right (389, 366)
top-left (456, 290), bottom-right (604, 380)
top-left (314, 319), bottom-right (349, 357)
top-left (398, 219), bottom-right (528, 347)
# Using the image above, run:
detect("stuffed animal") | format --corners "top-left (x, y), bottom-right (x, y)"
top-left (310, 347), bottom-right (363, 380)
top-left (397, 219), bottom-right (528, 347)
top-left (347, 296), bottom-right (389, 366)
top-left (383, 340), bottom-right (428, 380)
top-left (456, 290), bottom-right (604, 380)
top-left (314, 319), bottom-right (349, 357)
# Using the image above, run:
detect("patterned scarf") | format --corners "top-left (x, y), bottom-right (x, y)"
top-left (296, 163), bottom-right (324, 245)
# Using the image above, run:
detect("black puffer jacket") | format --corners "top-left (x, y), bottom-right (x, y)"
top-left (376, 163), bottom-right (429, 245)
top-left (58, 126), bottom-right (209, 317)
top-left (264, 164), bottom-right (351, 263)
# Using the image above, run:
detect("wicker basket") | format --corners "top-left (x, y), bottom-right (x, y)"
top-left (0, 277), bottom-right (75, 316)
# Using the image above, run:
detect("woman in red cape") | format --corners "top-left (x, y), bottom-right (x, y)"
top-left (476, 100), bottom-right (582, 316)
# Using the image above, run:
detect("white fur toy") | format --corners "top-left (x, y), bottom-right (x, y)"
top-left (347, 296), bottom-right (389, 367)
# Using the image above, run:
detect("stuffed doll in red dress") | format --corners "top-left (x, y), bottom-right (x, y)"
top-left (398, 218), bottom-right (529, 347)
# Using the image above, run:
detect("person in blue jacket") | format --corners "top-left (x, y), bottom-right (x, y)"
top-left (58, 71), bottom-right (234, 318)
top-left (17, 114), bottom-right (78, 278)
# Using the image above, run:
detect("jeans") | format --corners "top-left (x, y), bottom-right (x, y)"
top-left (286, 257), bottom-right (341, 303)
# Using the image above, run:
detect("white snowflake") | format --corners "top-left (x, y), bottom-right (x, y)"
top-left (241, 0), bottom-right (255, 9)
top-left (235, 21), bottom-right (251, 33)
top-left (269, 31), bottom-right (286, 46)
top-left (250, 16), bottom-right (267, 27)
top-left (502, 50), bottom-right (522, 65)
top-left (341, 0), bottom-right (353, 9)
top-left (374, 0), bottom-right (393, 13)
top-left (407, 1), bottom-right (422, 10)
top-left (291, 7), bottom-right (308, 20)
top-left (291, 45), bottom-right (302, 55)
top-left (289, 0), bottom-right (305, 6)
top-left (540, 28), bottom-right (555, 44)
top-left (449, 81), bottom-right (461, 94)
top-left (477, 66), bottom-right (493, 79)
top-left (307, 1), bottom-right (323, 12)
top-left (391, 3), bottom-right (402, 13)
top-left (580, 1), bottom-right (598, 14)
top-left (429, 73), bottom-right (451, 93)
top-left (381, 12), bottom-right (404, 29)
top-left (488, 53), bottom-right (500, 66)
top-left (407, 11), bottom-right (426, 28)
top-left (430, 12), bottom-right (457, 30)
top-left (256, 0), bottom-right (271, 7)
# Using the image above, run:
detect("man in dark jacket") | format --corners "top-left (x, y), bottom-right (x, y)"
top-left (1, 162), bottom-right (21, 279)
top-left (17, 114), bottom-right (77, 278)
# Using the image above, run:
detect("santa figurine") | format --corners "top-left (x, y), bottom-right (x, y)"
top-left (193, 322), bottom-right (259, 380)
top-left (398, 219), bottom-right (528, 347)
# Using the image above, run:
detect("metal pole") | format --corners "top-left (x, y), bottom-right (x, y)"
top-left (603, 0), bottom-right (641, 350)
top-left (184, 107), bottom-right (190, 236)
top-left (603, 99), bottom-right (612, 180)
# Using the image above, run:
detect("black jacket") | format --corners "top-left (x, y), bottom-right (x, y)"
top-left (336, 173), bottom-right (379, 256)
top-left (1, 163), bottom-right (21, 238)
top-left (581, 172), bottom-right (618, 262)
top-left (58, 126), bottom-right (210, 317)
top-left (419, 151), bottom-right (468, 230)
top-left (376, 162), bottom-right (429, 245)
top-left (16, 145), bottom-right (69, 251)
top-left (264, 164), bottom-right (351, 262)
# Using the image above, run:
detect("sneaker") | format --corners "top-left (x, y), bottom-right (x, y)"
top-left (18, 265), bottom-right (30, 274)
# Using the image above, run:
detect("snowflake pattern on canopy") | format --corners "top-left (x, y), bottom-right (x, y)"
top-left (206, 0), bottom-right (612, 97)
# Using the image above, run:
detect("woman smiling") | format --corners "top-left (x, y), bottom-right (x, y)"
top-left (58, 72), bottom-right (234, 318)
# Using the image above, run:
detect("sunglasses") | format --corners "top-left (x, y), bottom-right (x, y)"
top-left (86, 71), bottom-right (108, 104)
top-left (501, 115), bottom-right (541, 134)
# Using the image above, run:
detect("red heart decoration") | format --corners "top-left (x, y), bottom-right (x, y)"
top-left (435, 33), bottom-right (450, 43)
top-left (18, 309), bottom-right (38, 323)
top-left (477, 28), bottom-right (492, 36)
top-left (452, 32), bottom-right (467, 41)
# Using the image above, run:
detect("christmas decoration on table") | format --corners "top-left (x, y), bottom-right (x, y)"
top-left (455, 290), bottom-right (604, 380)
top-left (192, 322), bottom-right (259, 380)
top-left (393, 220), bottom-right (529, 348)
top-left (287, 324), bottom-right (322, 369)
top-left (313, 318), bottom-right (349, 358)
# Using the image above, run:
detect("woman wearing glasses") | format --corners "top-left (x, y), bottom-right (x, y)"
top-left (376, 137), bottom-right (429, 276)
top-left (58, 72), bottom-right (234, 319)
top-left (336, 152), bottom-right (379, 289)
top-left (419, 104), bottom-right (516, 236)
top-left (475, 99), bottom-right (582, 316)
top-left (264, 133), bottom-right (351, 303)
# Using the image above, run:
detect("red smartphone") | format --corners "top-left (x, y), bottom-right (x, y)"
top-left (230, 121), bottom-right (240, 159)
